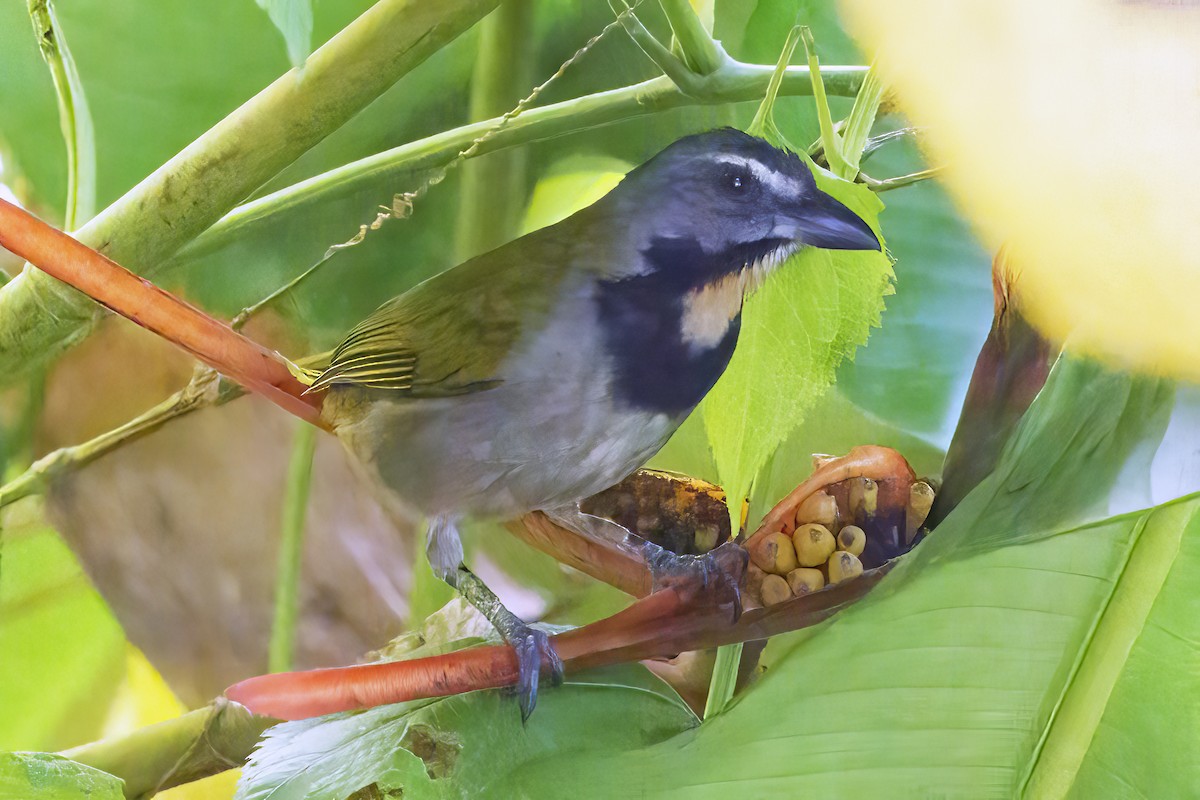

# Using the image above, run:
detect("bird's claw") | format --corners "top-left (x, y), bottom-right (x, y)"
top-left (509, 625), bottom-right (564, 723)
top-left (645, 540), bottom-right (748, 623)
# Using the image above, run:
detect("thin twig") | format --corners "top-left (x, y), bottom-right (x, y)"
top-left (861, 165), bottom-right (946, 192)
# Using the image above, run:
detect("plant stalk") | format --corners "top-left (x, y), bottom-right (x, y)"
top-left (269, 424), bottom-right (318, 673)
top-left (454, 0), bottom-right (535, 262)
top-left (176, 64), bottom-right (868, 264)
top-left (62, 700), bottom-right (275, 800)
top-left (0, 0), bottom-right (502, 387)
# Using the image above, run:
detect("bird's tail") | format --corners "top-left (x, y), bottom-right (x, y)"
top-left (0, 198), bottom-right (327, 429)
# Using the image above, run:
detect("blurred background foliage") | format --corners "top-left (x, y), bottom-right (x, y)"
top-left (22, 0), bottom-right (1189, 795)
top-left (0, 0), bottom-right (991, 758)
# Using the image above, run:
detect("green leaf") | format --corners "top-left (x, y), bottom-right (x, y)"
top-left (0, 752), bottom-right (123, 800)
top-left (519, 155), bottom-right (630, 235)
top-left (0, 523), bottom-right (124, 751)
top-left (916, 356), bottom-right (1173, 560)
top-left (254, 0), bottom-right (314, 69)
top-left (700, 176), bottom-right (893, 527)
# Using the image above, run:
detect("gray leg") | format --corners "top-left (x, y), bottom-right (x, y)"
top-left (426, 515), bottom-right (563, 721)
top-left (546, 504), bottom-right (747, 621)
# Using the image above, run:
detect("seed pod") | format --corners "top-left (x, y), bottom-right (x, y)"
top-left (751, 531), bottom-right (799, 575)
top-left (760, 574), bottom-right (792, 607)
top-left (794, 490), bottom-right (838, 529)
top-left (792, 523), bottom-right (836, 568)
top-left (906, 480), bottom-right (936, 544)
top-left (826, 550), bottom-right (864, 584)
top-left (786, 567), bottom-right (825, 596)
top-left (811, 453), bottom-right (837, 470)
top-left (849, 477), bottom-right (878, 522)
top-left (836, 524), bottom-right (866, 556)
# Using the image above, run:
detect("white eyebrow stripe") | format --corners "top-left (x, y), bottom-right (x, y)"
top-left (710, 154), bottom-right (802, 197)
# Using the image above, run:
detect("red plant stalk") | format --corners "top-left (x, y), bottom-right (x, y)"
top-left (226, 564), bottom-right (886, 720)
top-left (0, 198), bottom-right (325, 428)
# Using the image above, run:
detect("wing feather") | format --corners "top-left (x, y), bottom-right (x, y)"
top-left (308, 230), bottom-right (574, 398)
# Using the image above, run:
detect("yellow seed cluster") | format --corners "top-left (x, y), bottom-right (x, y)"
top-left (749, 479), bottom-right (936, 608)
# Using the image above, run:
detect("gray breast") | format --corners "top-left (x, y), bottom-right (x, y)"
top-left (327, 281), bottom-right (677, 519)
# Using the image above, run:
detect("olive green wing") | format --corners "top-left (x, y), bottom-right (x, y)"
top-left (307, 237), bottom-right (571, 397)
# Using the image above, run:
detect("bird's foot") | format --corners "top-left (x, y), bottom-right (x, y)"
top-left (502, 622), bottom-right (565, 723)
top-left (452, 571), bottom-right (564, 721)
top-left (642, 540), bottom-right (748, 624)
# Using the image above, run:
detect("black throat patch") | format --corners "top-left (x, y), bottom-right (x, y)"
top-left (595, 236), bottom-right (783, 417)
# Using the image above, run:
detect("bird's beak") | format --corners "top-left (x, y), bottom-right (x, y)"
top-left (789, 190), bottom-right (881, 251)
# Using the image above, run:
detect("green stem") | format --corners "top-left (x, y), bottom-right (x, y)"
top-left (0, 0), bottom-right (502, 388)
top-left (800, 27), bottom-right (851, 179)
top-left (62, 699), bottom-right (274, 800)
top-left (176, 64), bottom-right (868, 263)
top-left (702, 641), bottom-right (743, 719)
top-left (269, 424), bottom-right (318, 673)
top-left (839, 64), bottom-right (885, 176)
top-left (27, 0), bottom-right (95, 230)
top-left (658, 0), bottom-right (725, 75)
top-left (455, 0), bottom-right (535, 262)
top-left (861, 166), bottom-right (945, 192)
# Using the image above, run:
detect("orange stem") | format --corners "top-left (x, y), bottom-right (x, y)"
top-left (0, 199), bottom-right (326, 429)
top-left (225, 562), bottom-right (886, 721)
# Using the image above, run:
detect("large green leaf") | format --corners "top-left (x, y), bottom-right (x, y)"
top-left (0, 752), bottom-right (123, 800)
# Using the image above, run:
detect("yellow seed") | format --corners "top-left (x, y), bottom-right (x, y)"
top-left (792, 523), bottom-right (836, 567)
top-left (836, 524), bottom-right (866, 557)
top-left (906, 480), bottom-right (936, 544)
top-left (693, 524), bottom-right (720, 553)
top-left (760, 574), bottom-right (793, 607)
top-left (849, 477), bottom-right (878, 520)
top-left (751, 531), bottom-right (799, 575)
top-left (826, 551), bottom-right (864, 584)
top-left (786, 567), bottom-right (825, 596)
top-left (795, 491), bottom-right (838, 529)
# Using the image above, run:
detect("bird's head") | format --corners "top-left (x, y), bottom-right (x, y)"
top-left (601, 128), bottom-right (880, 292)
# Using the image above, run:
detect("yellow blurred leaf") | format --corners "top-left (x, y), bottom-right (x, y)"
top-left (100, 646), bottom-right (186, 737)
top-left (840, 0), bottom-right (1200, 379)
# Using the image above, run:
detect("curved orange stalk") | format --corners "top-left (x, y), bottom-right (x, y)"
top-left (226, 564), bottom-right (887, 720)
top-left (0, 198), bottom-right (326, 428)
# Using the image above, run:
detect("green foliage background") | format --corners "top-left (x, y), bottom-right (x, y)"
top-left (6, 1), bottom-right (1192, 799)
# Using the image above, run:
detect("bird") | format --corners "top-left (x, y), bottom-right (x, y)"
top-left (302, 127), bottom-right (881, 718)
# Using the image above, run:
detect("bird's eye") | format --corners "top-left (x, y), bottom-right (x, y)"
top-left (721, 168), bottom-right (754, 196)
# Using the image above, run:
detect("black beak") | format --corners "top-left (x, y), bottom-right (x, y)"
top-left (793, 190), bottom-right (881, 251)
